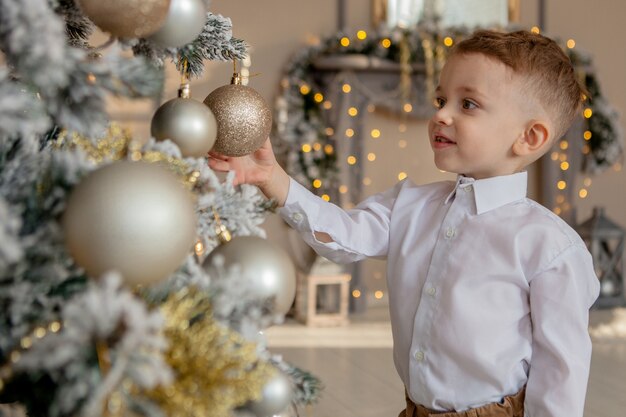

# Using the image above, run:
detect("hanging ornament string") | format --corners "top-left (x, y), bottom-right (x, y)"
top-left (230, 59), bottom-right (262, 85)
top-left (179, 58), bottom-right (191, 98)
top-left (179, 55), bottom-right (191, 86)
top-left (90, 35), bottom-right (116, 53)
top-left (232, 59), bottom-right (239, 83)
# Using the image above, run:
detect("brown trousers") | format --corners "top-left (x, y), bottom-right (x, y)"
top-left (398, 387), bottom-right (525, 417)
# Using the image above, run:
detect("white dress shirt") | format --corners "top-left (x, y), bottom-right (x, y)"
top-left (278, 172), bottom-right (600, 417)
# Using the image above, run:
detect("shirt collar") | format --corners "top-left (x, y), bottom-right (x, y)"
top-left (445, 172), bottom-right (528, 214)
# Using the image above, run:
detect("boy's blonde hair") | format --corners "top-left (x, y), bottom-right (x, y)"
top-left (452, 30), bottom-right (585, 141)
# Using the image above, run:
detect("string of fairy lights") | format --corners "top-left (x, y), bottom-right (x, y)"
top-left (297, 29), bottom-right (441, 208)
top-left (295, 29), bottom-right (445, 302)
top-left (548, 29), bottom-right (623, 214)
top-left (282, 26), bottom-right (622, 303)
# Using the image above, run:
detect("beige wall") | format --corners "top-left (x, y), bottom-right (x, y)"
top-left (111, 0), bottom-right (626, 304)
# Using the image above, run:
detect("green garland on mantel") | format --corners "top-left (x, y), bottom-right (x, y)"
top-left (274, 26), bottom-right (623, 199)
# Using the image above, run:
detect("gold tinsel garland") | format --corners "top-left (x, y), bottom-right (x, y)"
top-left (142, 288), bottom-right (272, 417)
top-left (54, 123), bottom-right (131, 164)
top-left (54, 123), bottom-right (201, 188)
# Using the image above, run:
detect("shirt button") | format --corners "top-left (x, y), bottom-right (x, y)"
top-left (414, 351), bottom-right (425, 361)
top-left (445, 227), bottom-right (456, 238)
top-left (291, 212), bottom-right (304, 223)
top-left (464, 185), bottom-right (472, 193)
top-left (427, 287), bottom-right (436, 296)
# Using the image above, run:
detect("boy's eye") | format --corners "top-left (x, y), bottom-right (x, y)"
top-left (434, 97), bottom-right (446, 109)
top-left (462, 99), bottom-right (478, 109)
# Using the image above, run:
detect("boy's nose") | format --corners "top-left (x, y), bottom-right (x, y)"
top-left (433, 108), bottom-right (453, 125)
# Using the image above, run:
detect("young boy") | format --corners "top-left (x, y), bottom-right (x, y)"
top-left (209, 30), bottom-right (600, 417)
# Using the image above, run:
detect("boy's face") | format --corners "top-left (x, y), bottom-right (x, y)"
top-left (428, 53), bottom-right (530, 179)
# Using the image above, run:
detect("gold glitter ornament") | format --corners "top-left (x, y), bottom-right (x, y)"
top-left (144, 288), bottom-right (272, 417)
top-left (76, 0), bottom-right (171, 38)
top-left (62, 161), bottom-right (197, 287)
top-left (203, 73), bottom-right (272, 157)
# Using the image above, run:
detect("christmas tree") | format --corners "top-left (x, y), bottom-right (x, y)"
top-left (0, 1), bottom-right (320, 416)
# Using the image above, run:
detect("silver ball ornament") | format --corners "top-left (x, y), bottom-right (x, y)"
top-left (203, 236), bottom-right (296, 316)
top-left (77, 0), bottom-right (171, 38)
top-left (62, 161), bottom-right (197, 287)
top-left (151, 96), bottom-right (217, 157)
top-left (244, 370), bottom-right (294, 417)
top-left (149, 0), bottom-right (206, 47)
top-left (203, 80), bottom-right (272, 157)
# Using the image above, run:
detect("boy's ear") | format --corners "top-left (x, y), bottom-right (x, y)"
top-left (512, 120), bottom-right (551, 157)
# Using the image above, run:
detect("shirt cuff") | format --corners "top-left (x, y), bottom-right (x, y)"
top-left (278, 178), bottom-right (322, 232)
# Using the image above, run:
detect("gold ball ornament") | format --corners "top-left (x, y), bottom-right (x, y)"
top-left (76, 0), bottom-right (171, 38)
top-left (62, 161), bottom-right (197, 287)
top-left (202, 236), bottom-right (296, 316)
top-left (203, 74), bottom-right (272, 157)
top-left (151, 85), bottom-right (217, 157)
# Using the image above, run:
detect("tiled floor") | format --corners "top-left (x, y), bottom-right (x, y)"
top-left (266, 306), bottom-right (626, 417)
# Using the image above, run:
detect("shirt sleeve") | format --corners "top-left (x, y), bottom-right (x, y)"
top-left (524, 243), bottom-right (600, 417)
top-left (277, 177), bottom-right (402, 264)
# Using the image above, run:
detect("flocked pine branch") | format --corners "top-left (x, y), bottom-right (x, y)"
top-left (131, 12), bottom-right (248, 79)
top-left (7, 273), bottom-right (171, 417)
top-left (50, 0), bottom-right (95, 48)
top-left (273, 358), bottom-right (324, 406)
top-left (0, 0), bottom-right (76, 95)
top-left (0, 0), bottom-right (163, 137)
top-left (45, 45), bottom-right (164, 136)
top-left (0, 196), bottom-right (22, 278)
top-left (0, 140), bottom-right (94, 355)
top-left (177, 13), bottom-right (248, 76)
top-left (0, 70), bottom-right (51, 139)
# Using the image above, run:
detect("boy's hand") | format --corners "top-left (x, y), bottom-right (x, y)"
top-left (207, 137), bottom-right (275, 187)
top-left (207, 137), bottom-right (290, 206)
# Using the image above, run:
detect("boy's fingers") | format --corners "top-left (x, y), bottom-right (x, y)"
top-left (208, 151), bottom-right (230, 161)
top-left (207, 159), bottom-right (231, 172)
